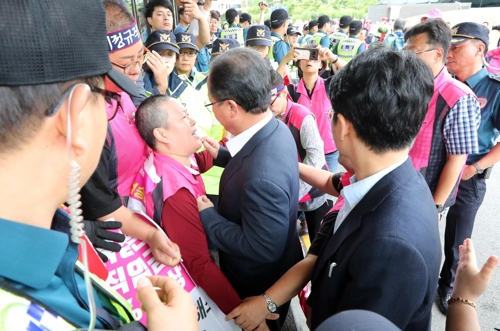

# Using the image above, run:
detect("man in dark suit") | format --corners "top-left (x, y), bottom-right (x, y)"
top-left (306, 48), bottom-right (441, 331)
top-left (197, 47), bottom-right (303, 331)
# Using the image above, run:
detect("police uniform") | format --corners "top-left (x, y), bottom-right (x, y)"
top-left (334, 20), bottom-right (365, 63)
top-left (328, 29), bottom-right (347, 51)
top-left (438, 22), bottom-right (500, 309)
top-left (211, 38), bottom-right (240, 59)
top-left (220, 23), bottom-right (245, 46)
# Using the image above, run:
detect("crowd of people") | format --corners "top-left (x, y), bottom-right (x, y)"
top-left (1, 0), bottom-right (500, 331)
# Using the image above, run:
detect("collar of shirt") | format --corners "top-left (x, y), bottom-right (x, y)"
top-left (342, 157), bottom-right (408, 211)
top-left (174, 67), bottom-right (197, 82)
top-left (271, 32), bottom-right (283, 40)
top-left (155, 152), bottom-right (200, 183)
top-left (465, 67), bottom-right (488, 89)
top-left (226, 112), bottom-right (273, 156)
top-left (317, 30), bottom-right (328, 35)
top-left (0, 212), bottom-right (69, 289)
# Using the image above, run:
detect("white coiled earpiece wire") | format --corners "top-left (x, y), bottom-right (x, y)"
top-left (66, 83), bottom-right (97, 331)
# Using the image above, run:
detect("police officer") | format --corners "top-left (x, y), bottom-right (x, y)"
top-left (300, 20), bottom-right (318, 46)
top-left (211, 38), bottom-right (240, 61)
top-left (437, 22), bottom-right (500, 314)
top-left (334, 20), bottom-right (365, 63)
top-left (309, 15), bottom-right (332, 48)
top-left (269, 8), bottom-right (291, 64)
top-left (220, 8), bottom-right (244, 45)
top-left (328, 14), bottom-right (351, 51)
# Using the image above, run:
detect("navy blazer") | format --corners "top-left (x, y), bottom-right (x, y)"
top-left (307, 159), bottom-right (441, 331)
top-left (200, 117), bottom-right (303, 299)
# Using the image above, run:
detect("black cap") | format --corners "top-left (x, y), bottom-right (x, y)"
top-left (240, 13), bottom-right (252, 24)
top-left (309, 20), bottom-right (319, 30)
top-left (349, 20), bottom-right (363, 35)
top-left (316, 310), bottom-right (401, 331)
top-left (303, 24), bottom-right (309, 30)
top-left (197, 0), bottom-right (204, 5)
top-left (246, 25), bottom-right (272, 47)
top-left (175, 32), bottom-right (199, 51)
top-left (0, 0), bottom-right (139, 97)
top-left (212, 38), bottom-right (240, 56)
top-left (146, 31), bottom-right (179, 54)
top-left (271, 9), bottom-right (289, 24)
top-left (286, 26), bottom-right (302, 36)
top-left (339, 15), bottom-right (353, 28)
top-left (451, 22), bottom-right (490, 46)
top-left (317, 15), bottom-right (331, 28)
top-left (225, 8), bottom-right (239, 23)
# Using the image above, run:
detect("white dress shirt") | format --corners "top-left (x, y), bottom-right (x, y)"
top-left (226, 112), bottom-right (273, 157)
top-left (334, 157), bottom-right (407, 233)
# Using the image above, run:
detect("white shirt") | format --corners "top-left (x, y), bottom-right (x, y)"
top-left (226, 112), bottom-right (273, 157)
top-left (187, 8), bottom-right (209, 36)
top-left (334, 157), bottom-right (407, 233)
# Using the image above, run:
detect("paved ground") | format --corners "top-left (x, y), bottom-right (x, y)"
top-left (286, 166), bottom-right (500, 331)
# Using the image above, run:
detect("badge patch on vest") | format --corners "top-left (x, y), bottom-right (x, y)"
top-left (341, 45), bottom-right (355, 51)
top-left (478, 97), bottom-right (488, 108)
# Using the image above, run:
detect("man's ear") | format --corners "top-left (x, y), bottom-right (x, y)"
top-left (54, 84), bottom-right (91, 158)
top-left (147, 17), bottom-right (153, 28)
top-left (226, 99), bottom-right (240, 119)
top-left (335, 113), bottom-right (351, 141)
top-left (154, 128), bottom-right (169, 144)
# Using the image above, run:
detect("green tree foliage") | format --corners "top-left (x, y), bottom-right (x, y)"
top-left (245, 0), bottom-right (376, 23)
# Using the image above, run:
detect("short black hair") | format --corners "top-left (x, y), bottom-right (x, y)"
top-left (136, 94), bottom-right (172, 149)
top-left (209, 48), bottom-right (271, 114)
top-left (103, 0), bottom-right (135, 32)
top-left (404, 19), bottom-right (451, 62)
top-left (178, 6), bottom-right (185, 16)
top-left (0, 76), bottom-right (104, 153)
top-left (270, 70), bottom-right (284, 87)
top-left (264, 19), bottom-right (271, 30)
top-left (225, 8), bottom-right (238, 24)
top-left (210, 10), bottom-right (220, 20)
top-left (394, 18), bottom-right (407, 31)
top-left (329, 47), bottom-right (434, 154)
top-left (145, 0), bottom-right (173, 20)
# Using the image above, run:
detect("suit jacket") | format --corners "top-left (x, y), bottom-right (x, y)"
top-left (307, 159), bottom-right (441, 331)
top-left (200, 117), bottom-right (303, 299)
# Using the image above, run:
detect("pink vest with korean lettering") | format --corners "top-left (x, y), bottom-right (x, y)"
top-left (296, 78), bottom-right (337, 154)
top-left (409, 68), bottom-right (474, 205)
top-left (106, 92), bottom-right (149, 199)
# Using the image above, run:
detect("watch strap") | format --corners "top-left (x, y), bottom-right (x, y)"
top-left (473, 163), bottom-right (484, 174)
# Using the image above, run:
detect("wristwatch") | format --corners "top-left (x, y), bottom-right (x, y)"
top-left (473, 162), bottom-right (484, 174)
top-left (436, 204), bottom-right (445, 213)
top-left (263, 293), bottom-right (277, 313)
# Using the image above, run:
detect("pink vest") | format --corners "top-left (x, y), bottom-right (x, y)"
top-left (486, 47), bottom-right (500, 74)
top-left (282, 100), bottom-right (329, 203)
top-left (296, 78), bottom-right (337, 154)
top-left (106, 92), bottom-right (149, 198)
top-left (409, 68), bottom-right (474, 205)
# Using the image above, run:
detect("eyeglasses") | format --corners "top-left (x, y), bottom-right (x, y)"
top-left (409, 48), bottom-right (438, 55)
top-left (111, 49), bottom-right (150, 74)
top-left (45, 84), bottom-right (121, 122)
top-left (204, 98), bottom-right (229, 109)
top-left (89, 86), bottom-right (122, 121)
top-left (179, 51), bottom-right (198, 58)
top-left (270, 94), bottom-right (280, 107)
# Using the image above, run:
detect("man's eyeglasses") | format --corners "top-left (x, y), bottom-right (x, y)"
top-left (270, 94), bottom-right (280, 107)
top-left (111, 49), bottom-right (150, 74)
top-left (408, 48), bottom-right (438, 55)
top-left (90, 86), bottom-right (122, 121)
top-left (204, 98), bottom-right (229, 110)
top-left (45, 84), bottom-right (121, 122)
top-left (179, 51), bottom-right (198, 58)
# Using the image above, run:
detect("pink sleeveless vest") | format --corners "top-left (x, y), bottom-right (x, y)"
top-left (486, 47), bottom-right (500, 74)
top-left (296, 78), bottom-right (337, 154)
top-left (106, 92), bottom-right (149, 198)
top-left (409, 68), bottom-right (474, 205)
top-left (282, 100), bottom-right (329, 203)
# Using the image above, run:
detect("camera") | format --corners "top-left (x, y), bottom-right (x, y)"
top-left (492, 25), bottom-right (500, 31)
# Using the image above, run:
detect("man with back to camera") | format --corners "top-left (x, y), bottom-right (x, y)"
top-left (436, 22), bottom-right (500, 314)
top-left (306, 47), bottom-right (441, 331)
top-left (270, 8), bottom-right (291, 64)
top-left (334, 20), bottom-right (365, 63)
top-left (197, 47), bottom-right (303, 331)
top-left (300, 20), bottom-right (318, 46)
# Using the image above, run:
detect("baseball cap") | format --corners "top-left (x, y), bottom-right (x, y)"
top-left (450, 22), bottom-right (490, 46)
top-left (145, 31), bottom-right (179, 54)
top-left (303, 24), bottom-right (309, 30)
top-left (316, 310), bottom-right (401, 331)
top-left (271, 9), bottom-right (289, 24)
top-left (339, 15), bottom-right (353, 28)
top-left (349, 20), bottom-right (363, 35)
top-left (286, 26), bottom-right (302, 36)
top-left (240, 13), bottom-right (252, 24)
top-left (0, 0), bottom-right (138, 97)
top-left (225, 8), bottom-right (239, 23)
top-left (246, 25), bottom-right (272, 47)
top-left (317, 15), bottom-right (331, 27)
top-left (212, 38), bottom-right (240, 56)
top-left (197, 0), bottom-right (205, 5)
top-left (309, 20), bottom-right (319, 30)
top-left (175, 32), bottom-right (200, 51)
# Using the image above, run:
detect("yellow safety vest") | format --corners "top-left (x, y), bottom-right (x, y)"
top-left (337, 38), bottom-right (363, 63)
